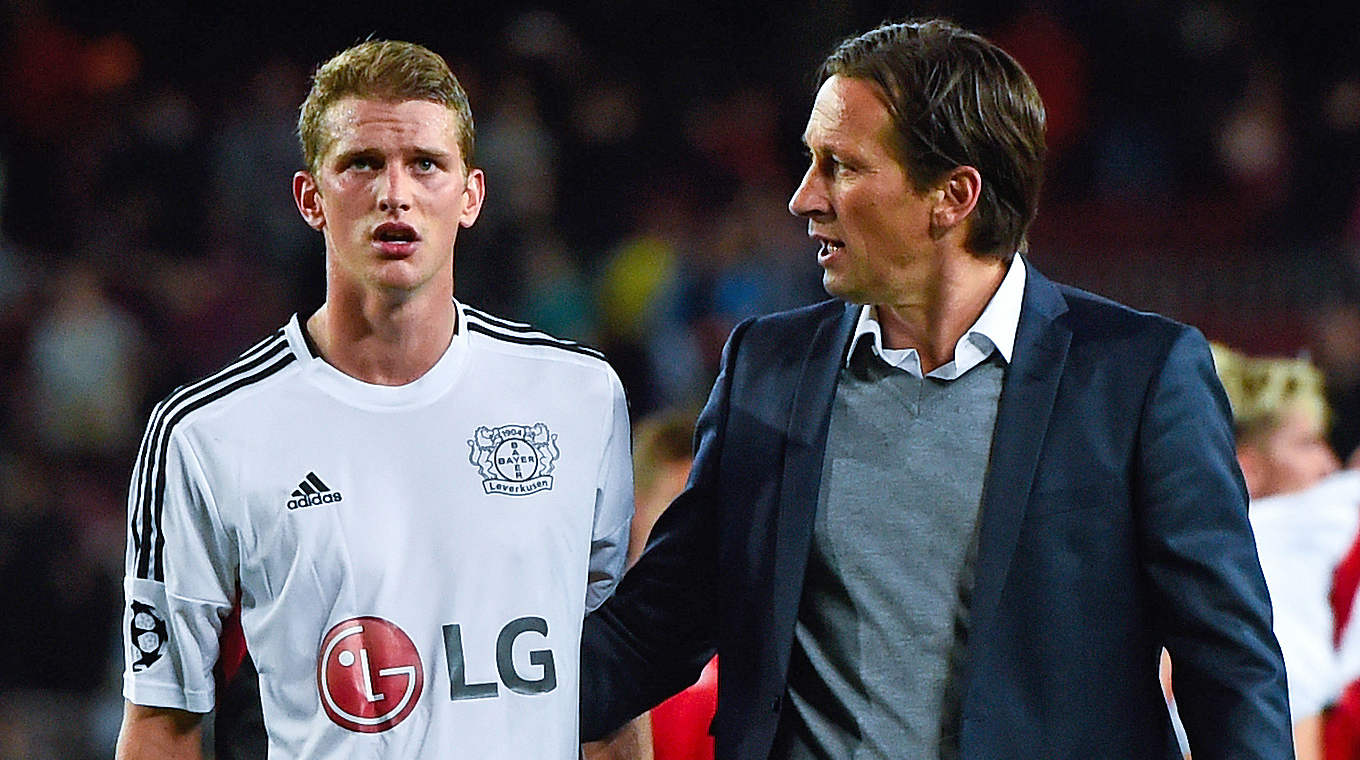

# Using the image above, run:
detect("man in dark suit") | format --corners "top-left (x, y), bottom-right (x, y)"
top-left (581, 18), bottom-right (1292, 759)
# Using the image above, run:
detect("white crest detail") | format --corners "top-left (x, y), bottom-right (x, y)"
top-left (468, 423), bottom-right (559, 496)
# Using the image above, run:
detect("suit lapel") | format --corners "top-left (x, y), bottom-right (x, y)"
top-left (968, 265), bottom-right (1071, 646)
top-left (768, 302), bottom-right (859, 675)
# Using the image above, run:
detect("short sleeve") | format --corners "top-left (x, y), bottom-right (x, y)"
top-left (585, 367), bottom-right (633, 612)
top-left (123, 417), bottom-right (236, 713)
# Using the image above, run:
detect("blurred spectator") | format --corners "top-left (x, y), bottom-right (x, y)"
top-left (1212, 343), bottom-right (1353, 760)
top-left (596, 189), bottom-right (699, 416)
top-left (517, 230), bottom-right (596, 342)
top-left (626, 407), bottom-right (698, 567)
top-left (477, 71), bottom-right (559, 229)
top-left (206, 57), bottom-right (317, 309)
top-left (1312, 304), bottom-right (1360, 464)
top-left (0, 449), bottom-right (118, 760)
top-left (22, 262), bottom-right (151, 459)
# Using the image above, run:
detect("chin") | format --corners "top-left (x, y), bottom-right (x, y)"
top-left (821, 273), bottom-right (863, 303)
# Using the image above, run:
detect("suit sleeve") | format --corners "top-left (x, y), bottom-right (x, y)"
top-left (579, 318), bottom-right (752, 741)
top-left (1136, 326), bottom-right (1293, 759)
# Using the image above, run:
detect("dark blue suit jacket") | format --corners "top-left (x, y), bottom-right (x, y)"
top-left (581, 265), bottom-right (1292, 759)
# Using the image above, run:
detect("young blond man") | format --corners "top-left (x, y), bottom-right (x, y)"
top-left (118, 41), bottom-right (631, 759)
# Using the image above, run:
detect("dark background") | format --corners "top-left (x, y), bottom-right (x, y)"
top-left (2, 1), bottom-right (1359, 756)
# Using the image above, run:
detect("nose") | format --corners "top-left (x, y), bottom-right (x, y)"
top-left (377, 164), bottom-right (411, 213)
top-left (788, 165), bottom-right (827, 218)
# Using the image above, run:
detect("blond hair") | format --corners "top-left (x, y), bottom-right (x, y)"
top-left (1211, 343), bottom-right (1330, 446)
top-left (297, 40), bottom-right (474, 176)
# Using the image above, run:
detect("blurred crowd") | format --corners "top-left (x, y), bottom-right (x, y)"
top-left (2, 0), bottom-right (1360, 757)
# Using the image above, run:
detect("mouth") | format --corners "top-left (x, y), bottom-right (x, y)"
top-left (372, 222), bottom-right (420, 255)
top-left (811, 233), bottom-right (845, 262)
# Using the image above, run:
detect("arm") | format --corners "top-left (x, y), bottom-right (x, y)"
top-left (582, 714), bottom-right (655, 760)
top-left (123, 417), bottom-right (235, 717)
top-left (116, 703), bottom-right (204, 760)
top-left (1137, 327), bottom-right (1293, 758)
top-left (586, 367), bottom-right (635, 613)
top-left (580, 318), bottom-right (752, 740)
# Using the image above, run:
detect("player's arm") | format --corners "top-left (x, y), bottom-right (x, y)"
top-left (122, 420), bottom-right (235, 754)
top-left (582, 713), bottom-right (654, 760)
top-left (116, 702), bottom-right (205, 760)
top-left (586, 367), bottom-right (635, 612)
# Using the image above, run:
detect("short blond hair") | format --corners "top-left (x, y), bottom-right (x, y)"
top-left (1211, 343), bottom-right (1330, 446)
top-left (297, 40), bottom-right (474, 176)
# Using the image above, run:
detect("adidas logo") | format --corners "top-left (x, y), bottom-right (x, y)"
top-left (286, 472), bottom-right (343, 510)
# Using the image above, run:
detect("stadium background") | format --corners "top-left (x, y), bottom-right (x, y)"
top-left (1, 0), bottom-right (1358, 756)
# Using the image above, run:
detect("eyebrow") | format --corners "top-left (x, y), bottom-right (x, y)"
top-left (331, 146), bottom-right (456, 164)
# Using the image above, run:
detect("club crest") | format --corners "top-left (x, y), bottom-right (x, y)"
top-left (468, 423), bottom-right (559, 496)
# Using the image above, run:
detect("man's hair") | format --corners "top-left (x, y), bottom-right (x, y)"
top-left (1211, 342), bottom-right (1330, 446)
top-left (819, 19), bottom-right (1046, 259)
top-left (297, 40), bottom-right (474, 176)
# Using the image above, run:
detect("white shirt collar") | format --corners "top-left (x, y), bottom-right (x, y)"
top-left (847, 254), bottom-right (1027, 380)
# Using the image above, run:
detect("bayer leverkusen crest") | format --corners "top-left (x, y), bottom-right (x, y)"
top-left (468, 423), bottom-right (559, 496)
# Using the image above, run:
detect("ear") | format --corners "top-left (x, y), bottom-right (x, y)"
top-left (293, 171), bottom-right (326, 230)
top-left (458, 167), bottom-right (486, 229)
top-left (930, 165), bottom-right (982, 234)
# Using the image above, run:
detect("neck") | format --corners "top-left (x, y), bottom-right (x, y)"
top-left (877, 251), bottom-right (1008, 374)
top-left (305, 285), bottom-right (457, 386)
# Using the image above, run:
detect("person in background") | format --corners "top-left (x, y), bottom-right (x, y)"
top-left (1208, 343), bottom-right (1356, 760)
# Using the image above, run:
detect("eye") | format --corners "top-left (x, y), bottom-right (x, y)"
top-left (346, 156), bottom-right (379, 171)
top-left (413, 157), bottom-right (438, 173)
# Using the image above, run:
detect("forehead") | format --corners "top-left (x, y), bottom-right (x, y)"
top-left (320, 97), bottom-right (462, 153)
top-left (802, 75), bottom-right (896, 153)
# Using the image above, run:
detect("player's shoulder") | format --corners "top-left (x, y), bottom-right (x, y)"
top-left (146, 324), bottom-right (301, 434)
top-left (460, 303), bottom-right (612, 371)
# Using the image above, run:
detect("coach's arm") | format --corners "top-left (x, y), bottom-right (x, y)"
top-left (116, 702), bottom-right (204, 760)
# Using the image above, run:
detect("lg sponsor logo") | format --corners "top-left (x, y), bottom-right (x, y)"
top-left (316, 615), bottom-right (557, 734)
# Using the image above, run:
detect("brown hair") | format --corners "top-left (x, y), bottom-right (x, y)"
top-left (820, 19), bottom-right (1046, 258)
top-left (632, 408), bottom-right (696, 493)
top-left (297, 40), bottom-right (474, 176)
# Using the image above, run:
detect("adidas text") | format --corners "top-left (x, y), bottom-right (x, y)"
top-left (287, 492), bottom-right (343, 510)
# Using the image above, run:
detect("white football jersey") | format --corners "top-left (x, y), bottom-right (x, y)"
top-left (122, 303), bottom-right (633, 759)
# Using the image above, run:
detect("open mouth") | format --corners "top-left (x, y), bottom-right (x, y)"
top-left (814, 236), bottom-right (845, 257)
top-left (374, 223), bottom-right (418, 244)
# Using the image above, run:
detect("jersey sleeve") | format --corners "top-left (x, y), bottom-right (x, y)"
top-left (585, 367), bottom-right (633, 613)
top-left (123, 414), bottom-right (237, 713)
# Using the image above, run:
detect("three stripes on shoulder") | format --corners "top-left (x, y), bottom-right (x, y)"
top-left (461, 305), bottom-right (605, 361)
